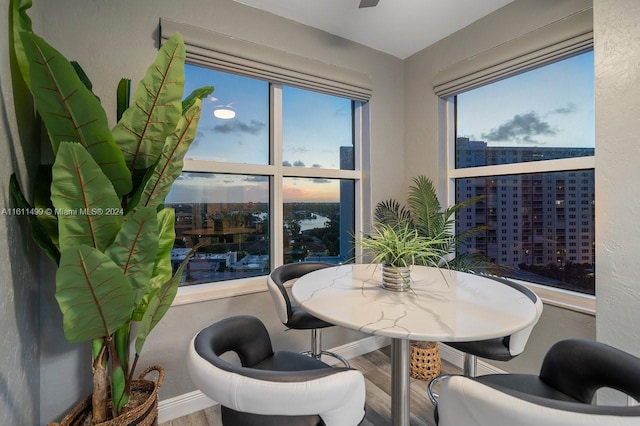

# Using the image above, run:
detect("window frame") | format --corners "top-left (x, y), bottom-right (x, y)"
top-left (441, 87), bottom-right (595, 315)
top-left (434, 7), bottom-right (595, 314)
top-left (171, 75), bottom-right (367, 306)
top-left (161, 20), bottom-right (371, 305)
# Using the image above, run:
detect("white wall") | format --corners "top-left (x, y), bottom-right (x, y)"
top-left (594, 0), bottom-right (640, 365)
top-left (28, 0), bottom-right (405, 422)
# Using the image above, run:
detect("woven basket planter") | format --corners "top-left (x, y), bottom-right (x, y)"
top-left (409, 341), bottom-right (441, 381)
top-left (48, 366), bottom-right (164, 426)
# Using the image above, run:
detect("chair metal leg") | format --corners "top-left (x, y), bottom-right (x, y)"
top-left (427, 374), bottom-right (450, 406)
top-left (311, 328), bottom-right (322, 359)
top-left (300, 328), bottom-right (350, 368)
top-left (463, 353), bottom-right (477, 377)
top-left (428, 353), bottom-right (478, 407)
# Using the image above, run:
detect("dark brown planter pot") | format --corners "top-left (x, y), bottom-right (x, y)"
top-left (48, 366), bottom-right (164, 426)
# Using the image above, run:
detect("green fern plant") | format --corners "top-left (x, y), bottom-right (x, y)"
top-left (9, 0), bottom-right (212, 421)
top-left (375, 175), bottom-right (504, 273)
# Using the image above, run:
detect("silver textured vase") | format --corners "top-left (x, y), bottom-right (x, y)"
top-left (381, 264), bottom-right (411, 291)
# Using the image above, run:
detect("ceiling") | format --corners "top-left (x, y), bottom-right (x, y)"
top-left (233, 0), bottom-right (515, 59)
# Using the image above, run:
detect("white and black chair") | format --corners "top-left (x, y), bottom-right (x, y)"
top-left (428, 276), bottom-right (543, 404)
top-left (447, 276), bottom-right (544, 375)
top-left (187, 315), bottom-right (366, 426)
top-left (267, 262), bottom-right (350, 367)
top-left (436, 338), bottom-right (640, 425)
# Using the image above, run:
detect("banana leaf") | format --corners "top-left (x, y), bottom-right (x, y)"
top-left (105, 207), bottom-right (158, 305)
top-left (51, 143), bottom-right (123, 252)
top-left (182, 86), bottom-right (214, 113)
top-left (70, 61), bottom-right (99, 101)
top-left (9, 173), bottom-right (60, 264)
top-left (10, 0), bottom-right (33, 90)
top-left (20, 32), bottom-right (132, 197)
top-left (129, 99), bottom-right (202, 210)
top-left (32, 165), bottom-right (58, 249)
top-left (55, 245), bottom-right (134, 343)
top-left (112, 33), bottom-right (185, 172)
top-left (135, 245), bottom-right (198, 355)
top-left (134, 208), bottom-right (175, 320)
top-left (116, 78), bottom-right (131, 122)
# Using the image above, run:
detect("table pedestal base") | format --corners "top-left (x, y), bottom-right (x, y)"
top-left (391, 338), bottom-right (410, 425)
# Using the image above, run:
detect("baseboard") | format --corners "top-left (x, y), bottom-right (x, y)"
top-left (322, 334), bottom-right (391, 365)
top-left (158, 390), bottom-right (216, 423)
top-left (158, 334), bottom-right (390, 423)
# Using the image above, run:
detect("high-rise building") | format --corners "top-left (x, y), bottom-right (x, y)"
top-left (455, 138), bottom-right (595, 270)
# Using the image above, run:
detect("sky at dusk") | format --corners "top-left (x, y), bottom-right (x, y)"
top-left (170, 52), bottom-right (594, 205)
top-left (457, 51), bottom-right (594, 148)
top-left (167, 65), bottom-right (352, 204)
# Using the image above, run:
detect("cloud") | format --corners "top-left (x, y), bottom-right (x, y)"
top-left (244, 176), bottom-right (267, 183)
top-left (551, 103), bottom-right (577, 115)
top-left (213, 119), bottom-right (266, 135)
top-left (287, 146), bottom-right (309, 154)
top-left (481, 111), bottom-right (556, 144)
top-left (312, 178), bottom-right (331, 184)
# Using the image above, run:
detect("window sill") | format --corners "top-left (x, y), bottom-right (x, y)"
top-left (172, 273), bottom-right (596, 317)
top-left (516, 280), bottom-right (595, 316)
top-left (172, 275), bottom-right (268, 306)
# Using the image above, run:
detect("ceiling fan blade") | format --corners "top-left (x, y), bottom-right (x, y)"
top-left (359, 0), bottom-right (380, 8)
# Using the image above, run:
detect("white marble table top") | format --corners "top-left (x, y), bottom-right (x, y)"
top-left (291, 264), bottom-right (538, 342)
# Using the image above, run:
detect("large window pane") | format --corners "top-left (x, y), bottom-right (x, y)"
top-left (282, 178), bottom-right (354, 264)
top-left (183, 65), bottom-right (269, 164)
top-left (176, 63), bottom-right (363, 287)
top-left (455, 170), bottom-right (595, 295)
top-left (166, 173), bottom-right (269, 285)
top-left (456, 51), bottom-right (594, 168)
top-left (282, 87), bottom-right (354, 170)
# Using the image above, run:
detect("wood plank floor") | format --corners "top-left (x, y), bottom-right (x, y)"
top-left (161, 346), bottom-right (460, 426)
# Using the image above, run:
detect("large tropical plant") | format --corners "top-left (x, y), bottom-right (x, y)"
top-left (9, 1), bottom-right (212, 421)
top-left (375, 175), bottom-right (505, 273)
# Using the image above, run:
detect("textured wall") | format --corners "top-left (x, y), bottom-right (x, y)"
top-left (0, 0), bottom-right (42, 424)
top-left (594, 0), bottom-right (640, 363)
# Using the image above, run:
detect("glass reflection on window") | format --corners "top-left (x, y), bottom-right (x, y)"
top-left (166, 172), bottom-right (269, 285)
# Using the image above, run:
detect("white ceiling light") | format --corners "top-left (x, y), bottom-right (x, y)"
top-left (214, 106), bottom-right (236, 119)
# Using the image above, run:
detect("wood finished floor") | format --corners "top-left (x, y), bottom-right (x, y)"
top-left (160, 346), bottom-right (460, 426)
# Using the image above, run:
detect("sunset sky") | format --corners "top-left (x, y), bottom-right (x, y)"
top-left (167, 65), bottom-right (351, 204)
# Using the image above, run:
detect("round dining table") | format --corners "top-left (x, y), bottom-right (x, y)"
top-left (291, 263), bottom-right (539, 426)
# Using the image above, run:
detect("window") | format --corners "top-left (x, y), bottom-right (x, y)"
top-left (452, 51), bottom-right (595, 295)
top-left (168, 66), bottom-right (364, 286)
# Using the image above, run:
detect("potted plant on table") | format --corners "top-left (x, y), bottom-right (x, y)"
top-left (9, 1), bottom-right (212, 423)
top-left (357, 220), bottom-right (450, 291)
top-left (374, 175), bottom-right (502, 274)
top-left (373, 175), bottom-right (505, 380)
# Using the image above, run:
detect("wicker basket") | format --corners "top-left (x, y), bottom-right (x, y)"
top-left (49, 365), bottom-right (164, 426)
top-left (410, 341), bottom-right (441, 381)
